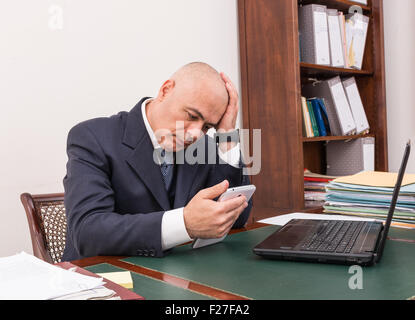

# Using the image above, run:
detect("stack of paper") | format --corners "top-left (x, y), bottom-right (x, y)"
top-left (304, 169), bottom-right (337, 201)
top-left (323, 171), bottom-right (415, 229)
top-left (0, 252), bottom-right (117, 300)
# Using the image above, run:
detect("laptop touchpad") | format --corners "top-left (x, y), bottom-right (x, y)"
top-left (263, 222), bottom-right (316, 249)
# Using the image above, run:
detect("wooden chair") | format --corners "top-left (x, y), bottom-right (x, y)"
top-left (20, 193), bottom-right (66, 264)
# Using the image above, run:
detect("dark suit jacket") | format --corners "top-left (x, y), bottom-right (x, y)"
top-left (62, 98), bottom-right (252, 261)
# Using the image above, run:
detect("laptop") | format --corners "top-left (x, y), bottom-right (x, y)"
top-left (253, 141), bottom-right (411, 266)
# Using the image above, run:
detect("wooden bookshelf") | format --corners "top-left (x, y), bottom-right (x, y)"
top-left (238, 0), bottom-right (388, 223)
top-left (303, 133), bottom-right (375, 142)
top-left (299, 0), bottom-right (371, 13)
top-left (300, 62), bottom-right (373, 78)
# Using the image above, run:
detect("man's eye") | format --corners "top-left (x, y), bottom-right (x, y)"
top-left (187, 112), bottom-right (198, 120)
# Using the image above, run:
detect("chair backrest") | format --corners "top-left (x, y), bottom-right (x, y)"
top-left (20, 193), bottom-right (66, 264)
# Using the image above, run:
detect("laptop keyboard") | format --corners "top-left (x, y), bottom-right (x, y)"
top-left (299, 221), bottom-right (367, 253)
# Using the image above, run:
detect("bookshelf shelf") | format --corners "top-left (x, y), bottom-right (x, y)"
top-left (299, 0), bottom-right (371, 13)
top-left (300, 62), bottom-right (373, 78)
top-left (303, 133), bottom-right (375, 143)
top-left (238, 0), bottom-right (386, 223)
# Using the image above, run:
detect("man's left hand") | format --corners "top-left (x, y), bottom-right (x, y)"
top-left (217, 72), bottom-right (239, 152)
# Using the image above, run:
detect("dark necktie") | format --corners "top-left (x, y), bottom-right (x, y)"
top-left (160, 149), bottom-right (174, 191)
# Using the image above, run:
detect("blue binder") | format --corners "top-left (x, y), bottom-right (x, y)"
top-left (309, 99), bottom-right (327, 136)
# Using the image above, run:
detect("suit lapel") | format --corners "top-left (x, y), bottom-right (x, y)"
top-left (123, 98), bottom-right (171, 211)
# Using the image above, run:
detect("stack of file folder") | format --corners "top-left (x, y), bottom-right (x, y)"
top-left (304, 169), bottom-right (337, 202)
top-left (323, 171), bottom-right (415, 229)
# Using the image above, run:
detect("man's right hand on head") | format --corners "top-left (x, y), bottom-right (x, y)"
top-left (183, 180), bottom-right (248, 239)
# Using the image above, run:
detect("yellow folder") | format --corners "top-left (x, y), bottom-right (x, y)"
top-left (96, 271), bottom-right (133, 289)
top-left (334, 171), bottom-right (415, 188)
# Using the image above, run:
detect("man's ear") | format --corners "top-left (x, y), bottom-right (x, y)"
top-left (158, 79), bottom-right (175, 101)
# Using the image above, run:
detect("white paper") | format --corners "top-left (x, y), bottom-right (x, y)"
top-left (0, 252), bottom-right (105, 300)
top-left (52, 286), bottom-right (118, 300)
top-left (258, 213), bottom-right (374, 226)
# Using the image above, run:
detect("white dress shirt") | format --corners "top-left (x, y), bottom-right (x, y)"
top-left (141, 98), bottom-right (241, 250)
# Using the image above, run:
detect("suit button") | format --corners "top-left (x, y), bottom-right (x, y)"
top-left (143, 249), bottom-right (149, 257)
top-left (149, 249), bottom-right (155, 257)
top-left (137, 249), bottom-right (143, 256)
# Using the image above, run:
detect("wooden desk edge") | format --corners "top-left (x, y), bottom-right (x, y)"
top-left (69, 225), bottom-right (266, 301)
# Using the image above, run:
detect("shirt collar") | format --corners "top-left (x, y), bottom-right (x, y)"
top-left (141, 98), bottom-right (160, 150)
top-left (141, 98), bottom-right (174, 164)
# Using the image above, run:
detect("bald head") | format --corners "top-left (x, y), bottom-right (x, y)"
top-left (147, 62), bottom-right (232, 151)
top-left (170, 62), bottom-right (229, 108)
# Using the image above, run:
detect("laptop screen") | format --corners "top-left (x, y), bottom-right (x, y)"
top-left (375, 141), bottom-right (411, 263)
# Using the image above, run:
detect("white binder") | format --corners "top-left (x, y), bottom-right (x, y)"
top-left (327, 9), bottom-right (345, 68)
top-left (345, 12), bottom-right (369, 70)
top-left (342, 77), bottom-right (370, 134)
top-left (299, 4), bottom-right (331, 66)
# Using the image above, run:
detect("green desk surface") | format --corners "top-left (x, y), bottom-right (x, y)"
top-left (85, 263), bottom-right (212, 300)
top-left (122, 226), bottom-right (415, 300)
top-left (388, 227), bottom-right (415, 241)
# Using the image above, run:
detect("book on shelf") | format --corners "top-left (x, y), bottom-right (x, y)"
top-left (301, 96), bottom-right (313, 138)
top-left (302, 96), bottom-right (332, 138)
top-left (302, 76), bottom-right (369, 137)
top-left (298, 3), bottom-right (370, 70)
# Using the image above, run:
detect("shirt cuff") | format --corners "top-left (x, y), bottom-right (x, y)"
top-left (218, 143), bottom-right (241, 168)
top-left (161, 207), bottom-right (193, 251)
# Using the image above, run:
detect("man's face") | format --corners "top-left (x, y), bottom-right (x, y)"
top-left (152, 79), bottom-right (228, 151)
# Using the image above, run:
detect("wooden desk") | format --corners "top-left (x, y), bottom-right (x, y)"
top-left (70, 223), bottom-right (415, 300)
top-left (70, 224), bottom-right (265, 300)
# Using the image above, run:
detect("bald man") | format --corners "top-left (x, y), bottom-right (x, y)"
top-left (62, 62), bottom-right (252, 261)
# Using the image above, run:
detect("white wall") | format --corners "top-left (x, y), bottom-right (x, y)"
top-left (0, 0), bottom-right (241, 257)
top-left (384, 0), bottom-right (415, 173)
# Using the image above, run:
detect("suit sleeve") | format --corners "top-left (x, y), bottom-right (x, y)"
top-left (63, 123), bottom-right (167, 258)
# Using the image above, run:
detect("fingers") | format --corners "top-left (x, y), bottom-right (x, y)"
top-left (219, 195), bottom-right (247, 213)
top-left (199, 180), bottom-right (229, 200)
top-left (220, 72), bottom-right (238, 101)
top-left (220, 73), bottom-right (239, 119)
top-left (217, 202), bottom-right (248, 237)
